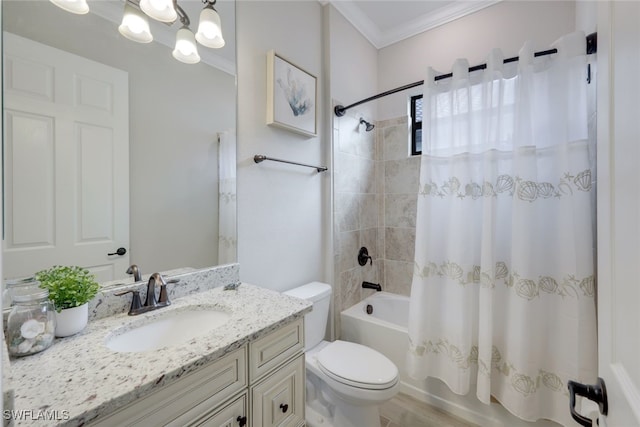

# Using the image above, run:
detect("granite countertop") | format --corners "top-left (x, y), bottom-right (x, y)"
top-left (8, 283), bottom-right (312, 426)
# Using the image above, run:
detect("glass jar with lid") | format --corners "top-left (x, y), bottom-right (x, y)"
top-left (6, 280), bottom-right (56, 357)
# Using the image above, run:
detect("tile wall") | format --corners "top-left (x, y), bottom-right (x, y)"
top-left (333, 113), bottom-right (419, 336)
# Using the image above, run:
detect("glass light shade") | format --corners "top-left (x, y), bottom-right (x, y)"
top-left (119, 3), bottom-right (153, 43)
top-left (49, 0), bottom-right (89, 15)
top-left (195, 6), bottom-right (225, 49)
top-left (140, 0), bottom-right (177, 23)
top-left (172, 27), bottom-right (201, 64)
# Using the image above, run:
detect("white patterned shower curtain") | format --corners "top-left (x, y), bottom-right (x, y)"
top-left (407, 32), bottom-right (597, 426)
top-left (218, 130), bottom-right (237, 265)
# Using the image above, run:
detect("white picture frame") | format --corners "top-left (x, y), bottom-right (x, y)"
top-left (266, 50), bottom-right (317, 137)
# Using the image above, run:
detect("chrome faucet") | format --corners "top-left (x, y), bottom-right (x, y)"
top-left (116, 272), bottom-right (179, 315)
top-left (126, 264), bottom-right (143, 282)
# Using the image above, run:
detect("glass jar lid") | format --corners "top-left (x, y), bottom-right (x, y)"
top-left (6, 276), bottom-right (38, 287)
top-left (5, 276), bottom-right (43, 301)
top-left (11, 288), bottom-right (49, 303)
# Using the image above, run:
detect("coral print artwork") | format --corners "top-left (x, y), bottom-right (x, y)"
top-left (277, 68), bottom-right (313, 117)
top-left (267, 50), bottom-right (317, 137)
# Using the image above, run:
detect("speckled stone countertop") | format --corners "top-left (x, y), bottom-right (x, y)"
top-left (9, 283), bottom-right (311, 426)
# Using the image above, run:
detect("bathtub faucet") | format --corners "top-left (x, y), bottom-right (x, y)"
top-left (362, 281), bottom-right (381, 292)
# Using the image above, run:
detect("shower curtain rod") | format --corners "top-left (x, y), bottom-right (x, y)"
top-left (334, 32), bottom-right (597, 117)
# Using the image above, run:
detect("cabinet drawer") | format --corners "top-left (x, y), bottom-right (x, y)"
top-left (250, 354), bottom-right (305, 427)
top-left (249, 319), bottom-right (304, 382)
top-left (187, 393), bottom-right (247, 427)
top-left (91, 346), bottom-right (247, 427)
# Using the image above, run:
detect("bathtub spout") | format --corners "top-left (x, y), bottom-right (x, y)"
top-left (362, 281), bottom-right (381, 292)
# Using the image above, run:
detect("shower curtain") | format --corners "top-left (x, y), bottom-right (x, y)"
top-left (407, 32), bottom-right (597, 426)
top-left (218, 130), bottom-right (237, 265)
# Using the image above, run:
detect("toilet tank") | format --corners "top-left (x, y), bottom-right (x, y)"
top-left (283, 282), bottom-right (332, 350)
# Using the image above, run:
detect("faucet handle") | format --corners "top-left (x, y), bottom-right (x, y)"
top-left (157, 278), bottom-right (179, 307)
top-left (115, 290), bottom-right (143, 315)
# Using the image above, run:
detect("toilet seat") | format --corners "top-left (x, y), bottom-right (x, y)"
top-left (316, 340), bottom-right (398, 390)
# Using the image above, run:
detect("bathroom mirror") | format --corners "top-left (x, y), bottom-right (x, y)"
top-left (2, 0), bottom-right (237, 283)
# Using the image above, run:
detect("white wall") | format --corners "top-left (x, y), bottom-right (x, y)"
top-left (377, 0), bottom-right (576, 120)
top-left (328, 5), bottom-right (378, 122)
top-left (3, 1), bottom-right (236, 275)
top-left (236, 1), bottom-right (329, 292)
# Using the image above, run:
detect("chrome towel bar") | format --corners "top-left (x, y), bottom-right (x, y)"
top-left (253, 155), bottom-right (328, 173)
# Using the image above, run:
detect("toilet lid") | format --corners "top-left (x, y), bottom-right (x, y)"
top-left (316, 341), bottom-right (398, 390)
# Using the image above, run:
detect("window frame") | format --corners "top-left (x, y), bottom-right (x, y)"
top-left (410, 94), bottom-right (423, 156)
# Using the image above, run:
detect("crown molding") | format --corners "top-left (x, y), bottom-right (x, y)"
top-left (330, 0), bottom-right (503, 49)
top-left (90, 1), bottom-right (235, 75)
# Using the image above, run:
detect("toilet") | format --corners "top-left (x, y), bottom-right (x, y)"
top-left (284, 282), bottom-right (399, 427)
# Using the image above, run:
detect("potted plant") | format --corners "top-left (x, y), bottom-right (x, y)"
top-left (35, 266), bottom-right (100, 337)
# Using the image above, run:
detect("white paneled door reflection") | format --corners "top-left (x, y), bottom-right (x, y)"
top-left (3, 33), bottom-right (129, 283)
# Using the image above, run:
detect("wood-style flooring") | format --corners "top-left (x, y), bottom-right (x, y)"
top-left (379, 393), bottom-right (479, 427)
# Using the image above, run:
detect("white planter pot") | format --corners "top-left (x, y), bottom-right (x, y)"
top-left (55, 303), bottom-right (89, 337)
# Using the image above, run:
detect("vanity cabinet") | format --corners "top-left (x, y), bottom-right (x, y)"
top-left (90, 318), bottom-right (305, 427)
top-left (249, 319), bottom-right (305, 427)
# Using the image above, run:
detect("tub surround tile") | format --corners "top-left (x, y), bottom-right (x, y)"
top-left (361, 158), bottom-right (377, 193)
top-left (335, 152), bottom-right (361, 193)
top-left (336, 193), bottom-right (360, 232)
top-left (9, 282), bottom-right (311, 426)
top-left (378, 116), bottom-right (408, 128)
top-left (360, 194), bottom-right (378, 229)
top-left (337, 230), bottom-right (360, 272)
top-left (385, 194), bottom-right (418, 228)
top-left (338, 116), bottom-right (360, 155)
top-left (357, 129), bottom-right (376, 160)
top-left (384, 260), bottom-right (414, 296)
top-left (385, 227), bottom-right (416, 263)
top-left (339, 269), bottom-right (364, 314)
top-left (360, 227), bottom-right (378, 258)
top-left (383, 124), bottom-right (409, 161)
top-left (384, 157), bottom-right (420, 194)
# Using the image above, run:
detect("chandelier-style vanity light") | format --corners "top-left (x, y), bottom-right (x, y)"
top-left (49, 0), bottom-right (226, 65)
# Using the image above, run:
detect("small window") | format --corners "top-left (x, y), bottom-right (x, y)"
top-left (410, 95), bottom-right (423, 155)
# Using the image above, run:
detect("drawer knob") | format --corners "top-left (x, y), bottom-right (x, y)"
top-left (236, 415), bottom-right (247, 427)
top-left (280, 403), bottom-right (289, 413)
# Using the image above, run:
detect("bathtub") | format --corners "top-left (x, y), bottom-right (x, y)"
top-left (340, 292), bottom-right (559, 427)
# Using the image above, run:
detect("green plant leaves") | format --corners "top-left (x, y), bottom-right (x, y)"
top-left (35, 266), bottom-right (99, 312)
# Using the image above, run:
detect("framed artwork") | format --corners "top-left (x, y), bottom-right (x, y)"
top-left (266, 50), bottom-right (317, 137)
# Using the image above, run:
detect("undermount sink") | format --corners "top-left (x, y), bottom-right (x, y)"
top-left (105, 307), bottom-right (230, 353)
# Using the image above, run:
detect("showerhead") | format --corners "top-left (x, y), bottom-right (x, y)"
top-left (359, 118), bottom-right (375, 132)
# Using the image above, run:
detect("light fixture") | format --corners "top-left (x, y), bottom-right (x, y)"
top-left (195, 1), bottom-right (225, 49)
top-left (51, 0), bottom-right (226, 64)
top-left (139, 0), bottom-right (177, 23)
top-left (173, 26), bottom-right (200, 64)
top-left (119, 2), bottom-right (153, 44)
top-left (49, 0), bottom-right (89, 15)
top-left (172, 4), bottom-right (200, 64)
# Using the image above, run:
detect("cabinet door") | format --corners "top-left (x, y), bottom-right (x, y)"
top-left (249, 319), bottom-right (304, 382)
top-left (251, 355), bottom-right (305, 427)
top-left (190, 394), bottom-right (247, 427)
